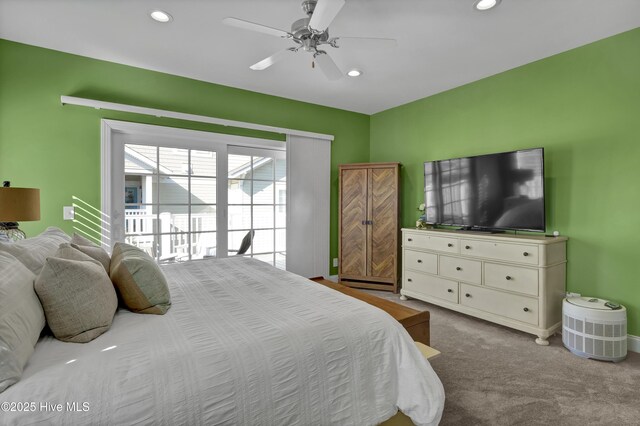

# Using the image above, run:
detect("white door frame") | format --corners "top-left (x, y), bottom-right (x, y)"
top-left (100, 119), bottom-right (285, 254)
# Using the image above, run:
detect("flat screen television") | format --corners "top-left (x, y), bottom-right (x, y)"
top-left (424, 148), bottom-right (545, 232)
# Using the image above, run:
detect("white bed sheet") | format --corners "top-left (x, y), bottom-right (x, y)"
top-left (2, 257), bottom-right (444, 425)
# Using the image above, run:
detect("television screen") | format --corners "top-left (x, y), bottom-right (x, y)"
top-left (424, 148), bottom-right (545, 232)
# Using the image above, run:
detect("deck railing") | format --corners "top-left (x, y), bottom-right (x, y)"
top-left (124, 209), bottom-right (214, 261)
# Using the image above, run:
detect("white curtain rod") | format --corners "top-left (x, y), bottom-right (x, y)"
top-left (60, 96), bottom-right (335, 141)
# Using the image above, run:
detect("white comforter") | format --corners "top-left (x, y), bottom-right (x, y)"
top-left (2, 257), bottom-right (444, 425)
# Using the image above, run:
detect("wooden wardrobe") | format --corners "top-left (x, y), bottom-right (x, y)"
top-left (338, 162), bottom-right (400, 292)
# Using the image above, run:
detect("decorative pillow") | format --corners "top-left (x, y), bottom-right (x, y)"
top-left (0, 252), bottom-right (45, 393)
top-left (110, 242), bottom-right (171, 315)
top-left (34, 244), bottom-right (117, 343)
top-left (0, 227), bottom-right (70, 275)
top-left (70, 233), bottom-right (110, 273)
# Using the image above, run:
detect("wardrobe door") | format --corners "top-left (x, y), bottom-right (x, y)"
top-left (340, 168), bottom-right (368, 278)
top-left (368, 167), bottom-right (398, 280)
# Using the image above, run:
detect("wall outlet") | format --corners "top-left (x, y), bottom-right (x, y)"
top-left (333, 258), bottom-right (338, 268)
top-left (63, 206), bottom-right (75, 221)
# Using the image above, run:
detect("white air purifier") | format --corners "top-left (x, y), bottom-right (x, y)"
top-left (562, 297), bottom-right (627, 362)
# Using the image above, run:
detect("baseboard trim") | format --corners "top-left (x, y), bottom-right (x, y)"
top-left (628, 334), bottom-right (640, 353)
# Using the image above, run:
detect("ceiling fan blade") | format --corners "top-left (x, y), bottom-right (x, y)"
top-left (309, 0), bottom-right (345, 32)
top-left (223, 17), bottom-right (291, 39)
top-left (315, 53), bottom-right (342, 80)
top-left (250, 49), bottom-right (296, 71)
top-left (333, 37), bottom-right (398, 50)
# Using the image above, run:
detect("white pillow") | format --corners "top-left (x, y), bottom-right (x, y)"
top-left (0, 252), bottom-right (45, 393)
top-left (0, 227), bottom-right (70, 274)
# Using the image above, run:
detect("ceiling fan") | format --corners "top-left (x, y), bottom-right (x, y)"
top-left (223, 0), bottom-right (397, 80)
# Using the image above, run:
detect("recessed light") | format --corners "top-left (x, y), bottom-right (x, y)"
top-left (347, 69), bottom-right (362, 77)
top-left (150, 10), bottom-right (172, 23)
top-left (473, 0), bottom-right (501, 11)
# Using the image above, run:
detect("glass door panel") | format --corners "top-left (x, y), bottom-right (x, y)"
top-left (227, 148), bottom-right (286, 268)
top-left (124, 144), bottom-right (217, 263)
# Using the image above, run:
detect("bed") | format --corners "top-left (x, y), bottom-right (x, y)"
top-left (2, 257), bottom-right (444, 425)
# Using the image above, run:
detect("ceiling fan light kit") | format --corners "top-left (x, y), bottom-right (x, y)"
top-left (223, 0), bottom-right (397, 80)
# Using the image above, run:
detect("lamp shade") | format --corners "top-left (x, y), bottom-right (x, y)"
top-left (0, 187), bottom-right (41, 222)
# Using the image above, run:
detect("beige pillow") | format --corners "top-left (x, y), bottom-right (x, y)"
top-left (110, 242), bottom-right (171, 315)
top-left (0, 227), bottom-right (70, 274)
top-left (35, 245), bottom-right (117, 343)
top-left (0, 252), bottom-right (45, 393)
top-left (70, 233), bottom-right (110, 273)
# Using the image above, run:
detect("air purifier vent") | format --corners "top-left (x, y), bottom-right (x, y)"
top-left (562, 297), bottom-right (627, 362)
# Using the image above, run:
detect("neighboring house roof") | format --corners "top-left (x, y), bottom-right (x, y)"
top-left (228, 157), bottom-right (272, 179)
top-left (125, 146), bottom-right (172, 175)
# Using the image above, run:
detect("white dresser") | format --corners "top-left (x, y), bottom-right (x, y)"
top-left (400, 228), bottom-right (567, 345)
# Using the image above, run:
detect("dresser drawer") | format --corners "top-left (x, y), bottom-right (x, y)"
top-left (404, 270), bottom-right (458, 304)
top-left (404, 233), bottom-right (458, 254)
top-left (484, 263), bottom-right (539, 296)
top-left (460, 239), bottom-right (539, 265)
top-left (460, 284), bottom-right (538, 326)
top-left (404, 250), bottom-right (438, 274)
top-left (439, 255), bottom-right (482, 284)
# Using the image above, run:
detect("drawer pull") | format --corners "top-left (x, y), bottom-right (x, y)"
top-left (408, 238), bottom-right (413, 242)
top-left (523, 307), bottom-right (530, 312)
top-left (523, 252), bottom-right (529, 257)
top-left (447, 243), bottom-right (453, 247)
top-left (447, 289), bottom-right (454, 293)
top-left (456, 266), bottom-right (462, 271)
top-left (465, 293), bottom-right (471, 298)
top-left (417, 259), bottom-right (423, 263)
top-left (505, 275), bottom-right (512, 281)
top-left (407, 278), bottom-right (413, 282)
top-left (465, 245), bottom-right (471, 250)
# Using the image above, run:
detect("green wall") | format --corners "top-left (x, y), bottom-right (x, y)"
top-left (0, 39), bottom-right (370, 275)
top-left (370, 28), bottom-right (640, 335)
top-left (2, 28), bottom-right (639, 335)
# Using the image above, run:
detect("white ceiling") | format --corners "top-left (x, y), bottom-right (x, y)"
top-left (1, 0), bottom-right (639, 114)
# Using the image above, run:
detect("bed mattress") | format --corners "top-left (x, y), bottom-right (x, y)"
top-left (2, 257), bottom-right (444, 425)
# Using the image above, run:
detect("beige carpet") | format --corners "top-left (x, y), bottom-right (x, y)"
top-left (362, 290), bottom-right (640, 426)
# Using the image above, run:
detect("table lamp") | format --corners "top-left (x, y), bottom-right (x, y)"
top-left (0, 181), bottom-right (41, 241)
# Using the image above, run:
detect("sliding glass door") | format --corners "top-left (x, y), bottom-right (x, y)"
top-left (111, 124), bottom-right (287, 268)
